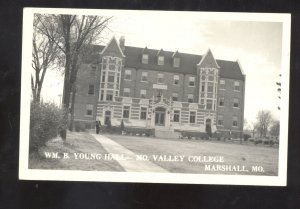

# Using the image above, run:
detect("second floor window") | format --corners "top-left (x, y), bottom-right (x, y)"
top-left (172, 93), bottom-right (178, 101)
top-left (101, 72), bottom-right (106, 82)
top-left (234, 81), bottom-right (240, 91)
top-left (86, 104), bottom-right (93, 116)
top-left (157, 73), bottom-right (164, 84)
top-left (233, 98), bottom-right (239, 108)
top-left (189, 77), bottom-right (195, 86)
top-left (219, 97), bottom-right (225, 106)
top-left (174, 75), bottom-right (179, 85)
top-left (123, 88), bottom-right (130, 97)
top-left (106, 90), bottom-right (113, 101)
top-left (141, 72), bottom-right (148, 82)
top-left (233, 116), bottom-right (238, 127)
top-left (108, 74), bottom-right (115, 82)
top-left (207, 83), bottom-right (214, 93)
top-left (206, 99), bottom-right (213, 110)
top-left (220, 79), bottom-right (225, 90)
top-left (218, 115), bottom-right (224, 126)
top-left (88, 84), bottom-right (95, 95)
top-left (125, 70), bottom-right (131, 80)
top-left (140, 89), bottom-right (146, 98)
top-left (188, 94), bottom-right (194, 103)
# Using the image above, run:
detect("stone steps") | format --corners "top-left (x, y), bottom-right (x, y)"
top-left (155, 128), bottom-right (180, 139)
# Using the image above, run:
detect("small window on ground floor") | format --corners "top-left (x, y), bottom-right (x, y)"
top-left (189, 111), bottom-right (196, 124)
top-left (140, 107), bottom-right (147, 120)
top-left (123, 106), bottom-right (130, 119)
top-left (86, 104), bottom-right (93, 116)
top-left (173, 110), bottom-right (180, 122)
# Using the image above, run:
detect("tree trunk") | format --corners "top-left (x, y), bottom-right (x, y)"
top-left (69, 85), bottom-right (76, 131)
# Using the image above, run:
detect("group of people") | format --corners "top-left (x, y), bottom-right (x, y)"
top-left (95, 118), bottom-right (112, 134)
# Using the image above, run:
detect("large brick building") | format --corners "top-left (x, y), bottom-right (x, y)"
top-left (73, 36), bottom-right (245, 138)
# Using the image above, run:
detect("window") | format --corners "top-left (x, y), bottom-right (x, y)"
top-left (157, 73), bottom-right (164, 84)
top-left (233, 116), bottom-right (238, 127)
top-left (189, 111), bottom-right (196, 124)
top-left (219, 97), bottom-right (225, 106)
top-left (88, 84), bottom-right (95, 95)
top-left (115, 91), bottom-right (119, 97)
top-left (200, 99), bottom-right (205, 104)
top-left (234, 81), bottom-right (240, 91)
top-left (233, 98), bottom-right (239, 108)
top-left (173, 110), bottom-right (180, 122)
top-left (189, 77), bottom-right (195, 86)
top-left (100, 90), bottom-right (104, 101)
top-left (140, 89), bottom-right (146, 98)
top-left (201, 75), bottom-right (206, 81)
top-left (141, 72), bottom-right (148, 82)
top-left (172, 93), bottom-right (178, 101)
top-left (140, 107), bottom-right (147, 120)
top-left (201, 83), bottom-right (205, 92)
top-left (218, 115), bottom-right (224, 126)
top-left (123, 88), bottom-right (130, 97)
top-left (206, 99), bottom-right (213, 110)
top-left (108, 74), bottom-right (115, 82)
top-left (91, 65), bottom-right (96, 76)
top-left (106, 90), bottom-right (113, 101)
top-left (173, 57), bottom-right (180, 68)
top-left (158, 56), bottom-right (164, 65)
top-left (207, 83), bottom-right (214, 93)
top-left (142, 54), bottom-right (149, 64)
top-left (125, 70), bottom-right (131, 80)
top-left (101, 72), bottom-right (106, 82)
top-left (123, 106), bottom-right (130, 118)
top-left (220, 79), bottom-right (225, 90)
top-left (188, 94), bottom-right (194, 103)
top-left (86, 104), bottom-right (93, 116)
top-left (174, 75), bottom-right (180, 85)
top-left (208, 75), bottom-right (214, 81)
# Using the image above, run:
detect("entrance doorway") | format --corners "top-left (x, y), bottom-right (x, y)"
top-left (205, 118), bottom-right (212, 137)
top-left (155, 107), bottom-right (166, 126)
top-left (104, 110), bottom-right (111, 125)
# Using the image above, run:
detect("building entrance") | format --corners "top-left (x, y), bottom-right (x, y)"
top-left (155, 107), bottom-right (166, 126)
top-left (104, 110), bottom-right (111, 125)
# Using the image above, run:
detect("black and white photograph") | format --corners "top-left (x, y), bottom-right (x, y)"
top-left (19, 8), bottom-right (290, 186)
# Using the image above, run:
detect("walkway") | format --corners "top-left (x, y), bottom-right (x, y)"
top-left (91, 134), bottom-right (168, 173)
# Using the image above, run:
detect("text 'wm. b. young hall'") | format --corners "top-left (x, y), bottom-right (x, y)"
top-left (73, 36), bottom-right (245, 139)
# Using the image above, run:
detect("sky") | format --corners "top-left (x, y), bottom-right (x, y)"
top-left (40, 11), bottom-right (284, 124)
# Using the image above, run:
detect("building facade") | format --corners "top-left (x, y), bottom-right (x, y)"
top-left (73, 37), bottom-right (246, 138)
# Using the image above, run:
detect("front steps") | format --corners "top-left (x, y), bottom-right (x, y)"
top-left (154, 128), bottom-right (180, 139)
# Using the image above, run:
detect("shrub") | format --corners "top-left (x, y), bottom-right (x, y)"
top-left (29, 101), bottom-right (67, 153)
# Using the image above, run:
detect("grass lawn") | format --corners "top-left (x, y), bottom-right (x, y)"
top-left (106, 134), bottom-right (279, 175)
top-left (29, 132), bottom-right (124, 171)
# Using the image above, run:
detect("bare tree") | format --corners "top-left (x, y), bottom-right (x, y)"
top-left (31, 15), bottom-right (60, 102)
top-left (35, 14), bottom-right (112, 139)
top-left (256, 110), bottom-right (273, 138)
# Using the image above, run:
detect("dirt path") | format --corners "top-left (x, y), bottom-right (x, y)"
top-left (91, 134), bottom-right (168, 173)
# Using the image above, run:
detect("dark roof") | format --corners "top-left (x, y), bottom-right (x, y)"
top-left (82, 44), bottom-right (245, 81)
top-left (125, 46), bottom-right (245, 81)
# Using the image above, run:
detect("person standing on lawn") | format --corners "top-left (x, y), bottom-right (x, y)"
top-left (96, 120), bottom-right (100, 134)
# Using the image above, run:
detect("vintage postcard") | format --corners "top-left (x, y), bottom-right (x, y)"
top-left (19, 8), bottom-right (291, 186)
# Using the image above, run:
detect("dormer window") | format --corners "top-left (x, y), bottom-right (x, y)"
top-left (173, 57), bottom-right (180, 68)
top-left (158, 56), bottom-right (164, 65)
top-left (142, 54), bottom-right (149, 64)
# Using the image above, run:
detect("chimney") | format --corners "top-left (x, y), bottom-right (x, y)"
top-left (119, 36), bottom-right (125, 51)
